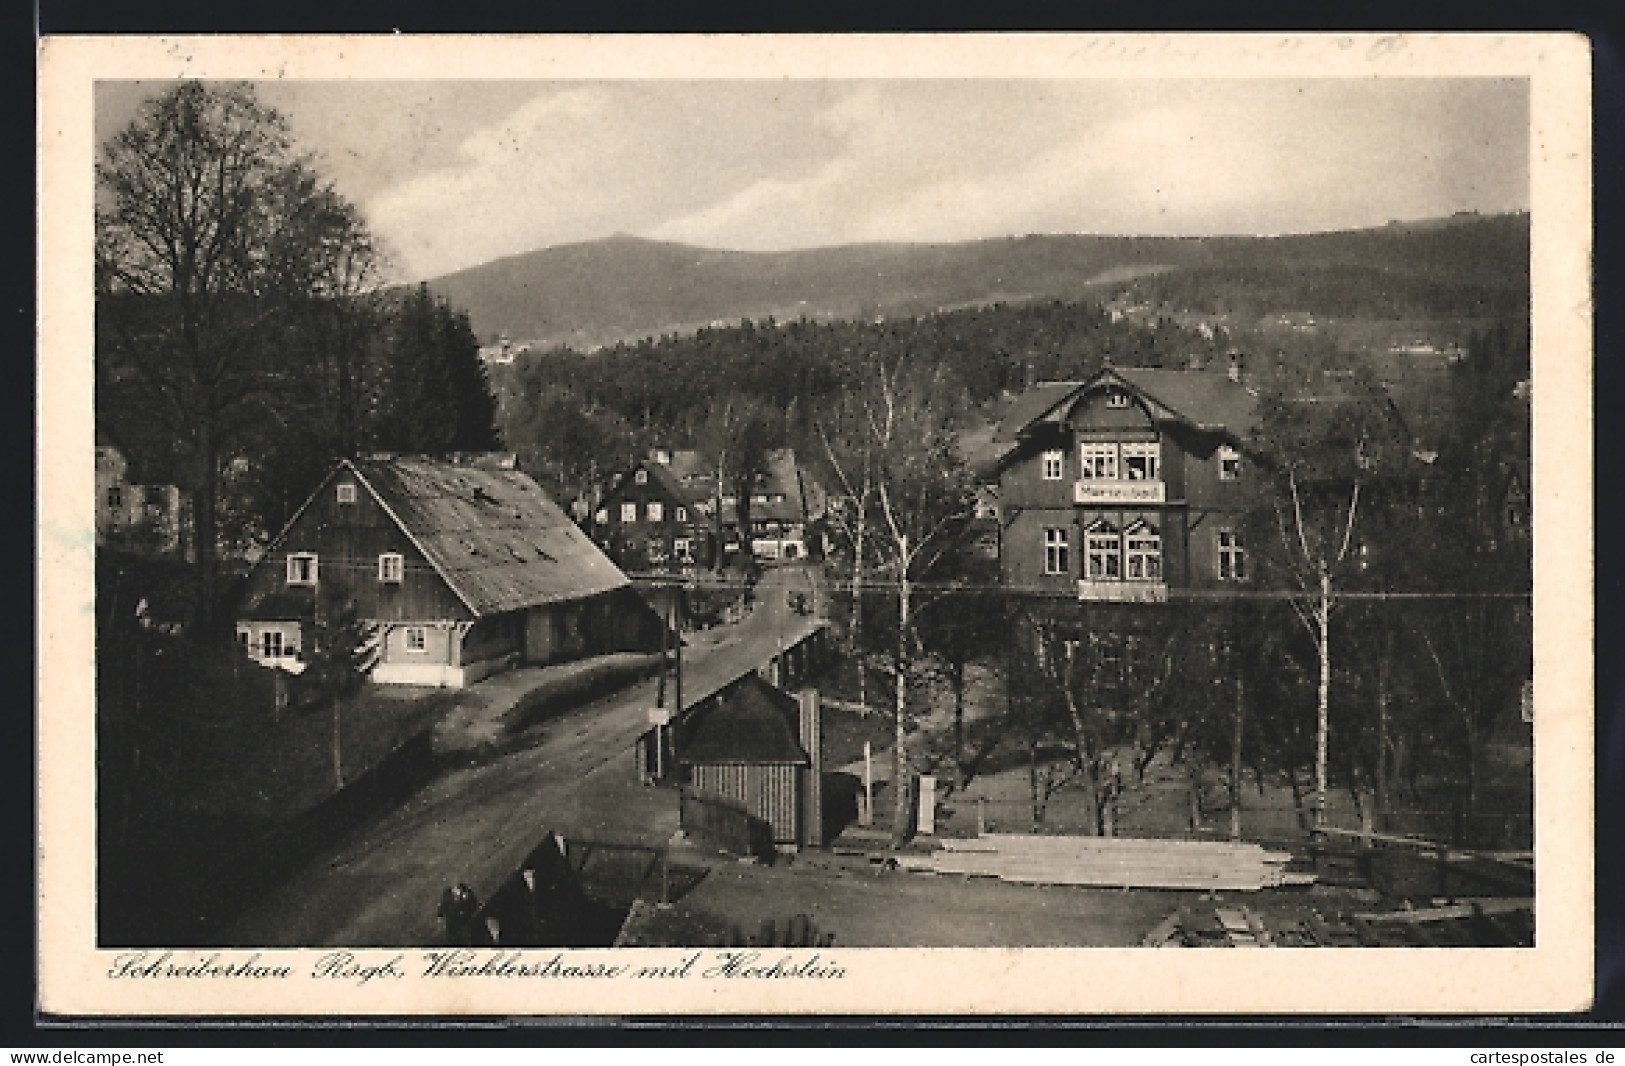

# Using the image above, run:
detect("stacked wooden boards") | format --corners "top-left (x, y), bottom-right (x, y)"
top-left (1142, 898), bottom-right (1534, 948)
top-left (905, 833), bottom-right (1307, 891)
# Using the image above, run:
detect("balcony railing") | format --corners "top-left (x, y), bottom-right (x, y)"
top-left (1073, 479), bottom-right (1166, 505)
top-left (1077, 580), bottom-right (1169, 603)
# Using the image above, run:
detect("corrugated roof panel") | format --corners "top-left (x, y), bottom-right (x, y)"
top-left (352, 457), bottom-right (629, 617)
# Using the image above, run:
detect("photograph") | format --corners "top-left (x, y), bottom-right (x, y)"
top-left (37, 33), bottom-right (1594, 1016)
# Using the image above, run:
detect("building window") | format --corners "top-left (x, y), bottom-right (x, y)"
top-left (336, 482), bottom-right (357, 504)
top-left (675, 506), bottom-right (688, 523)
top-left (634, 469), bottom-right (648, 484)
top-left (404, 626), bottom-right (427, 653)
top-left (261, 630), bottom-right (284, 659)
top-left (1043, 527), bottom-right (1070, 575)
top-left (1041, 449), bottom-right (1065, 480)
top-left (286, 553), bottom-right (318, 586)
top-left (1106, 391), bottom-right (1131, 409)
top-left (1218, 529), bottom-right (1247, 580)
top-left (1218, 445), bottom-right (1242, 481)
top-left (673, 537), bottom-right (691, 556)
top-left (1121, 442), bottom-right (1160, 481)
top-left (594, 508), bottom-right (608, 525)
top-left (1079, 443), bottom-right (1118, 480)
top-left (1125, 522), bottom-right (1162, 581)
top-left (1085, 523), bottom-right (1121, 579)
top-left (378, 553), bottom-right (404, 583)
top-left (647, 501), bottom-right (664, 522)
top-left (106, 486), bottom-right (123, 509)
top-left (620, 503), bottom-right (638, 523)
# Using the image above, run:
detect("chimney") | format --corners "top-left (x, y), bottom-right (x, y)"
top-left (652, 448), bottom-right (671, 466)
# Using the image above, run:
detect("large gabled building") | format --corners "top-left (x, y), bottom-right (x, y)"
top-left (990, 365), bottom-right (1260, 601)
top-left (235, 454), bottom-right (660, 688)
top-left (592, 452), bottom-right (716, 573)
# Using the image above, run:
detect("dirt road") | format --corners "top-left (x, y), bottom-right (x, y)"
top-left (224, 567), bottom-right (824, 947)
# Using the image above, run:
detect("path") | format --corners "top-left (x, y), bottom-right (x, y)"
top-left (224, 566), bottom-right (825, 947)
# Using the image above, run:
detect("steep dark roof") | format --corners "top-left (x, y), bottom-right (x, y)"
top-left (618, 458), bottom-right (704, 508)
top-left (995, 369), bottom-right (1259, 445)
top-left (992, 381), bottom-right (1082, 442)
top-left (956, 423), bottom-right (1015, 480)
top-left (349, 456), bottom-right (628, 617)
top-left (240, 589), bottom-right (317, 621)
top-left (676, 674), bottom-right (810, 766)
top-left (1111, 367), bottom-right (1259, 436)
top-left (657, 448), bottom-right (821, 526)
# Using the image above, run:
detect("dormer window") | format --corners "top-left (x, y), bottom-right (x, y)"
top-left (1121, 442), bottom-right (1160, 481)
top-left (1218, 446), bottom-right (1242, 481)
top-left (336, 482), bottom-right (357, 504)
top-left (1041, 450), bottom-right (1065, 480)
top-left (1079, 443), bottom-right (1118, 480)
top-left (286, 553), bottom-right (318, 586)
top-left (1106, 392), bottom-right (1131, 409)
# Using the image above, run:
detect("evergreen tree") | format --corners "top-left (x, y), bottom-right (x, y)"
top-left (369, 284), bottom-right (501, 455)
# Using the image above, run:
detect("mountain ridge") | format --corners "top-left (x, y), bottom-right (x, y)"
top-left (420, 212), bottom-right (1529, 352)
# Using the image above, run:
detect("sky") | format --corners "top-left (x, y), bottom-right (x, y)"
top-left (96, 78), bottom-right (1529, 284)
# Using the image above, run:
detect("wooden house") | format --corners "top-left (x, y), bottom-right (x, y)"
top-left (591, 452), bottom-right (715, 573)
top-left (95, 442), bottom-right (187, 557)
top-left (992, 366), bottom-right (1261, 600)
top-left (235, 454), bottom-right (660, 688)
top-left (674, 676), bottom-right (823, 850)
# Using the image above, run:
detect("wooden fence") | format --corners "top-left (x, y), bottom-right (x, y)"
top-left (680, 788), bottom-right (776, 862)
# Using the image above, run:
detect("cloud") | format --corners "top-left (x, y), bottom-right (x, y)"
top-left (364, 88), bottom-right (630, 278)
top-left (354, 78), bottom-right (1528, 278)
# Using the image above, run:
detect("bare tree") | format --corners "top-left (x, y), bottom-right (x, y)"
top-left (824, 360), bottom-right (973, 845)
top-left (96, 82), bottom-right (379, 627)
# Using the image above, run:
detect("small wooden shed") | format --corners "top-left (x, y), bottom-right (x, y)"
top-left (676, 674), bottom-right (821, 849)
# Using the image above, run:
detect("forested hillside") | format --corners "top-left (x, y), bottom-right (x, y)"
top-left (498, 298), bottom-right (1229, 508)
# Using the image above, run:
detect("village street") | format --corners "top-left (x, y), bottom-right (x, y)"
top-left (224, 566), bottom-right (824, 947)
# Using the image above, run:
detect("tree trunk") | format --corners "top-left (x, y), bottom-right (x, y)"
top-left (852, 513), bottom-right (866, 718)
top-left (332, 694), bottom-right (344, 790)
top-left (1028, 734), bottom-right (1042, 825)
top-left (1187, 759), bottom-right (1203, 834)
top-left (1375, 629), bottom-right (1392, 830)
top-left (890, 551), bottom-right (912, 847)
top-left (1230, 671), bottom-right (1245, 841)
top-left (1314, 568), bottom-right (1331, 828)
top-left (713, 458), bottom-right (727, 574)
top-left (193, 425), bottom-right (220, 631)
top-left (951, 658), bottom-right (966, 788)
top-left (1464, 717), bottom-right (1481, 813)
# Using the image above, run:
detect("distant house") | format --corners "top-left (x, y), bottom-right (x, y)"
top-left (741, 449), bottom-right (826, 563)
top-left (598, 448), bottom-right (827, 568)
top-left (592, 451), bottom-right (716, 573)
top-left (234, 454), bottom-right (659, 688)
top-left (96, 443), bottom-right (187, 557)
